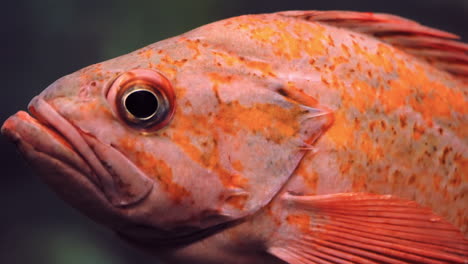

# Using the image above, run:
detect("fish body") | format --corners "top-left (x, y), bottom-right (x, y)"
top-left (2, 11), bottom-right (468, 263)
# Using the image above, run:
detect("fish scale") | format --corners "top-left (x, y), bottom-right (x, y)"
top-left (2, 10), bottom-right (467, 264)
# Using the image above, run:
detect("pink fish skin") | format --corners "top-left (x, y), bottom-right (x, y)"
top-left (2, 10), bottom-right (468, 264)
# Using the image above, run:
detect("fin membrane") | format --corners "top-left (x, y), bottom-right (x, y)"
top-left (269, 193), bottom-right (468, 264)
top-left (277, 10), bottom-right (468, 80)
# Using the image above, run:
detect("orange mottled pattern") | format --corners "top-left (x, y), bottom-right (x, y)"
top-left (5, 12), bottom-right (467, 264)
top-left (53, 13), bottom-right (468, 236)
top-left (168, 14), bottom-right (467, 233)
top-left (286, 214), bottom-right (311, 233)
top-left (166, 98), bottom-right (303, 187)
top-left (211, 50), bottom-right (277, 78)
top-left (237, 16), bottom-right (327, 60)
top-left (118, 136), bottom-right (191, 204)
top-left (260, 17), bottom-right (468, 232)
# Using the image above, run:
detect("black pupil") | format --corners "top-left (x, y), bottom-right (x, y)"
top-left (125, 89), bottom-right (159, 119)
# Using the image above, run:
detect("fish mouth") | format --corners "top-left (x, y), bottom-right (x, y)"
top-left (1, 97), bottom-right (153, 207)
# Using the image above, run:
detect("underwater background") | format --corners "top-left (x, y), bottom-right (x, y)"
top-left (1, 0), bottom-right (466, 263)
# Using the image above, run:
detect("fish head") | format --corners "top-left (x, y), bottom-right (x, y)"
top-left (1, 23), bottom-right (332, 246)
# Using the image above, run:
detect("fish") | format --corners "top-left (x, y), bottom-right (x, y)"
top-left (2, 10), bottom-right (467, 264)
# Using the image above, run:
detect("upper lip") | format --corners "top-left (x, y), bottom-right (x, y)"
top-left (2, 110), bottom-right (94, 182)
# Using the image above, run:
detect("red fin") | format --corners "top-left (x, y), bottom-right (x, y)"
top-left (277, 10), bottom-right (468, 80)
top-left (268, 193), bottom-right (468, 264)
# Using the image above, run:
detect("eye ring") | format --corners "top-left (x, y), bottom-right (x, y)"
top-left (107, 69), bottom-right (175, 132)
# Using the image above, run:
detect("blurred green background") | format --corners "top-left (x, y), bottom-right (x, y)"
top-left (1, 0), bottom-right (466, 263)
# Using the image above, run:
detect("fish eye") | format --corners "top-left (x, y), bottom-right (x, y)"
top-left (123, 86), bottom-right (160, 120)
top-left (109, 69), bottom-right (175, 131)
top-left (118, 82), bottom-right (173, 129)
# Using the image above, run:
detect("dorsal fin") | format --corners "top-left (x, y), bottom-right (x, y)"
top-left (277, 10), bottom-right (468, 81)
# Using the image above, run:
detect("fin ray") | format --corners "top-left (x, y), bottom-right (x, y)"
top-left (268, 192), bottom-right (468, 264)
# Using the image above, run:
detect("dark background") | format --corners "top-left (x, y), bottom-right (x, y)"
top-left (1, 0), bottom-right (466, 263)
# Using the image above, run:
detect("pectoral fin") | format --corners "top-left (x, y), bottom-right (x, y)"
top-left (268, 193), bottom-right (468, 264)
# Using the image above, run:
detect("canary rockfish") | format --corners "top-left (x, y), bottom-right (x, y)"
top-left (2, 10), bottom-right (468, 264)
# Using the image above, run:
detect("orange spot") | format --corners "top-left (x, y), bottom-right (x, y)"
top-left (241, 17), bottom-right (326, 60)
top-left (118, 137), bottom-right (190, 203)
top-left (183, 38), bottom-right (202, 59)
top-left (138, 48), bottom-right (153, 59)
top-left (454, 153), bottom-right (468, 183)
top-left (327, 112), bottom-right (385, 162)
top-left (399, 115), bottom-right (407, 128)
top-left (286, 214), bottom-right (310, 233)
top-left (356, 43), bottom-right (395, 73)
top-left (175, 86), bottom-right (187, 98)
top-left (225, 194), bottom-right (248, 210)
top-left (341, 44), bottom-right (350, 57)
top-left (326, 34), bottom-right (335, 47)
top-left (179, 37), bottom-right (201, 59)
top-left (340, 162), bottom-right (352, 175)
top-left (325, 110), bottom-right (354, 148)
top-left (163, 55), bottom-right (187, 68)
top-left (154, 52), bottom-right (188, 78)
top-left (432, 173), bottom-right (442, 192)
top-left (155, 63), bottom-right (176, 79)
top-left (208, 72), bottom-right (234, 103)
top-left (211, 50), bottom-right (276, 77)
top-left (412, 123), bottom-right (425, 140)
top-left (449, 170), bottom-right (462, 187)
top-left (208, 72), bottom-right (234, 84)
top-left (232, 160), bottom-right (244, 172)
top-left (352, 170), bottom-right (368, 191)
top-left (332, 55), bottom-right (349, 66)
top-left (302, 169), bottom-right (319, 192)
top-left (350, 79), bottom-right (376, 112)
top-left (359, 132), bottom-right (372, 156)
top-left (249, 24), bottom-right (277, 42)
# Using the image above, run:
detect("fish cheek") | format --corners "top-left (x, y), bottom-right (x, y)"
top-left (166, 85), bottom-right (333, 220)
top-left (113, 133), bottom-right (231, 228)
